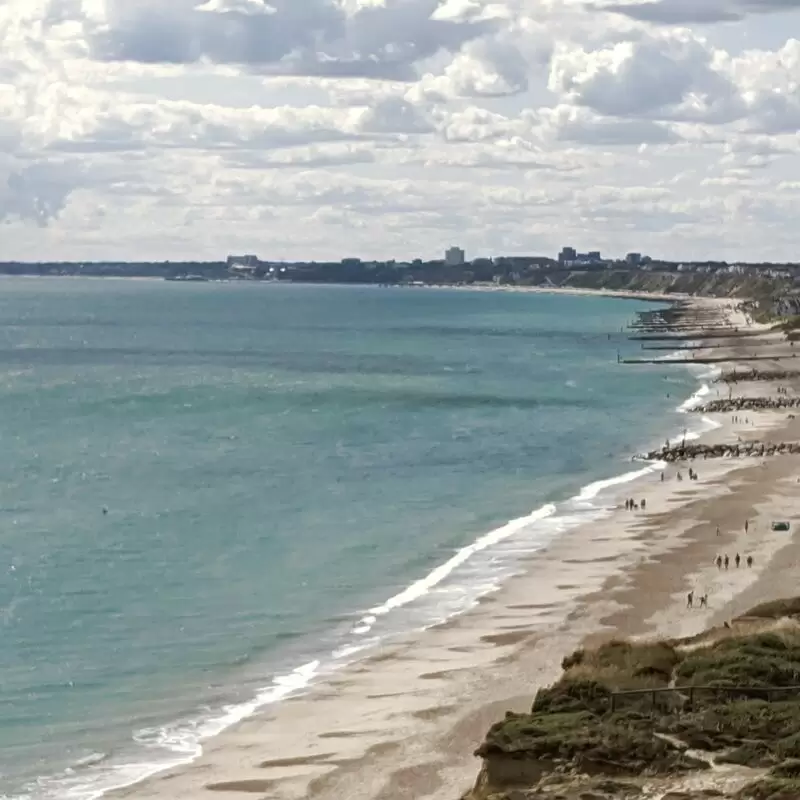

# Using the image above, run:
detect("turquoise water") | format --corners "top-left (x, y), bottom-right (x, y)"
top-left (0, 280), bottom-right (700, 799)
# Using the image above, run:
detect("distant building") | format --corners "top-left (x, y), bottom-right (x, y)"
top-left (558, 247), bottom-right (577, 265)
top-left (626, 252), bottom-right (642, 266)
top-left (227, 254), bottom-right (259, 268)
top-left (445, 247), bottom-right (465, 266)
top-left (496, 256), bottom-right (551, 269)
top-left (587, 251), bottom-right (601, 261)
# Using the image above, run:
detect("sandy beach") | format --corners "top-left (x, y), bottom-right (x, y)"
top-left (424, 282), bottom-right (688, 303)
top-left (112, 296), bottom-right (800, 800)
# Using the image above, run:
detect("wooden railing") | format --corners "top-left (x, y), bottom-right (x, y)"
top-left (609, 684), bottom-right (800, 713)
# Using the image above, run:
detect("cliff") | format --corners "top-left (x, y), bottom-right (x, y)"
top-left (464, 598), bottom-right (800, 800)
top-left (539, 269), bottom-right (790, 306)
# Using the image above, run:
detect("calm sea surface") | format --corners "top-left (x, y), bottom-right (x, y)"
top-left (0, 280), bottom-right (701, 799)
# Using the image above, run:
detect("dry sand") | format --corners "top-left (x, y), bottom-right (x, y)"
top-left (426, 282), bottom-right (687, 303)
top-left (113, 297), bottom-right (800, 800)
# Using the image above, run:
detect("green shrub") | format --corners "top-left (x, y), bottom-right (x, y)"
top-left (738, 777), bottom-right (800, 800)
top-left (770, 759), bottom-right (800, 779)
top-left (531, 679), bottom-right (612, 715)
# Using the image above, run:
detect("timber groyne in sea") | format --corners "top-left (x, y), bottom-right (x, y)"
top-left (630, 330), bottom-right (767, 342)
top-left (621, 300), bottom-right (784, 365)
top-left (641, 342), bottom-right (745, 351)
top-left (621, 353), bottom-right (788, 365)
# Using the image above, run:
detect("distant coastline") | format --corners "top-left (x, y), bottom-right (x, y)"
top-left (0, 260), bottom-right (791, 321)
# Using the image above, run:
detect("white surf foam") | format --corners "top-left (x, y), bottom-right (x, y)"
top-left (683, 415), bottom-right (722, 442)
top-left (678, 381), bottom-right (711, 412)
top-left (352, 502), bottom-right (557, 636)
top-left (29, 660), bottom-right (323, 800)
top-left (572, 462), bottom-right (665, 507)
top-left (654, 349), bottom-right (686, 362)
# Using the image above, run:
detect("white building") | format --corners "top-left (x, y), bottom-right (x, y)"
top-left (445, 246), bottom-right (465, 266)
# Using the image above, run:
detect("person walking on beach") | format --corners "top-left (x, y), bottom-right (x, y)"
top-left (700, 593), bottom-right (708, 608)
top-left (724, 554), bottom-right (730, 569)
top-left (745, 519), bottom-right (749, 533)
top-left (687, 591), bottom-right (694, 609)
top-left (716, 525), bottom-right (720, 537)
top-left (747, 555), bottom-right (754, 568)
top-left (735, 553), bottom-right (741, 568)
top-left (641, 498), bottom-right (646, 511)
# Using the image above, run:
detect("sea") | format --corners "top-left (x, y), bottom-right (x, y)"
top-left (0, 278), bottom-right (712, 800)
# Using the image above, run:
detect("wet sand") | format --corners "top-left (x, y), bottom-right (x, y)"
top-left (114, 298), bottom-right (800, 800)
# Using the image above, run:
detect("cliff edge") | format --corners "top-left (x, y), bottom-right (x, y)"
top-left (464, 598), bottom-right (800, 800)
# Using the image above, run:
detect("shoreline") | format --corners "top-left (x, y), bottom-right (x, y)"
top-left (420, 282), bottom-right (689, 303)
top-left (36, 294), bottom-right (783, 800)
top-left (89, 296), bottom-right (776, 800)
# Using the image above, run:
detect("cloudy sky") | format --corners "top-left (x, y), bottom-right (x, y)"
top-left (3, 0), bottom-right (800, 262)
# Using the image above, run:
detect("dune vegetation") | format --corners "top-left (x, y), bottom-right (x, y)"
top-left (464, 598), bottom-right (800, 800)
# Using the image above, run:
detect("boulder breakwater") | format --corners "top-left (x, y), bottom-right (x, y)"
top-left (642, 441), bottom-right (800, 462)
top-left (692, 397), bottom-right (800, 413)
top-left (714, 368), bottom-right (800, 384)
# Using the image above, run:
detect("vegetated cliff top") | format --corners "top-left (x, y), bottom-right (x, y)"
top-left (465, 598), bottom-right (800, 800)
top-left (556, 268), bottom-right (790, 302)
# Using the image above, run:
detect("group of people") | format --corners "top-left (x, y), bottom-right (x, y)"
top-left (688, 522), bottom-right (755, 610)
top-left (686, 591), bottom-right (708, 609)
top-left (716, 552), bottom-right (753, 570)
top-left (624, 498), bottom-right (645, 511)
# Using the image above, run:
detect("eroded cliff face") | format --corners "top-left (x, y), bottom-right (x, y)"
top-left (462, 751), bottom-right (557, 800)
top-left (462, 600), bottom-right (800, 800)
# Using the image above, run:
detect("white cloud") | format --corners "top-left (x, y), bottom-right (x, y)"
top-left (593, 0), bottom-right (800, 25)
top-left (1, 0), bottom-right (800, 261)
top-left (195, 0), bottom-right (277, 14)
top-left (87, 0), bottom-right (499, 81)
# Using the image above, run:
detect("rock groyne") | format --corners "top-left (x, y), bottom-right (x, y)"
top-left (692, 397), bottom-right (800, 413)
top-left (643, 441), bottom-right (800, 462)
top-left (714, 368), bottom-right (800, 384)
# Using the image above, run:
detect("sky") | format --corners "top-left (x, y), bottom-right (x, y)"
top-left (3, 0), bottom-right (800, 262)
